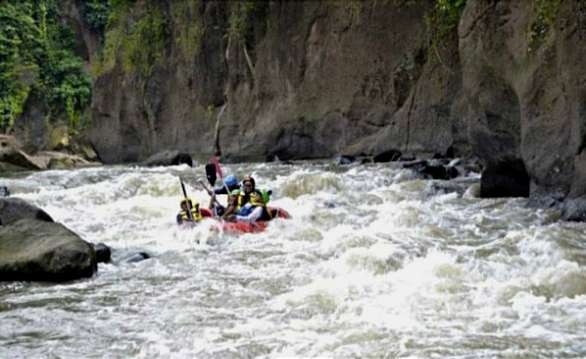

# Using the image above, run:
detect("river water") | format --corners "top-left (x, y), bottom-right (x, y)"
top-left (1, 161), bottom-right (586, 358)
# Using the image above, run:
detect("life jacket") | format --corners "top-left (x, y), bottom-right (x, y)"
top-left (179, 198), bottom-right (203, 222)
top-left (179, 208), bottom-right (202, 222)
top-left (234, 190), bottom-right (273, 220)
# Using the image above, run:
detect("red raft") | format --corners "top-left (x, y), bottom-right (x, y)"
top-left (201, 207), bottom-right (291, 234)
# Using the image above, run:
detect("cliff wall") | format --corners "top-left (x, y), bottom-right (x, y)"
top-left (24, 0), bottom-right (586, 213)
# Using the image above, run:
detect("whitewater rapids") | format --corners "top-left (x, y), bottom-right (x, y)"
top-left (2, 161), bottom-right (586, 358)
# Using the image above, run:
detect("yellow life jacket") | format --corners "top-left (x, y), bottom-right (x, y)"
top-left (233, 190), bottom-right (265, 210)
top-left (180, 207), bottom-right (202, 222)
top-left (180, 198), bottom-right (203, 222)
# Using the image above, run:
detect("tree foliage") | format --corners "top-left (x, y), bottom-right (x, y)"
top-left (94, 0), bottom-right (168, 77)
top-left (0, 0), bottom-right (91, 133)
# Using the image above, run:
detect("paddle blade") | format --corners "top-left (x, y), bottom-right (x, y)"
top-left (205, 163), bottom-right (217, 186)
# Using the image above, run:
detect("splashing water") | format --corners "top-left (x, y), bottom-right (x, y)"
top-left (1, 161), bottom-right (586, 358)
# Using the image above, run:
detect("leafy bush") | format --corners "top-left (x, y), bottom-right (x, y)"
top-left (0, 0), bottom-right (91, 133)
top-left (82, 0), bottom-right (111, 33)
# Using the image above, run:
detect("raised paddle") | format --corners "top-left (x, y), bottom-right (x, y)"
top-left (180, 178), bottom-right (194, 221)
top-left (205, 163), bottom-right (217, 187)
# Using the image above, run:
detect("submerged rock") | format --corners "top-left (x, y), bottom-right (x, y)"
top-left (0, 218), bottom-right (97, 282)
top-left (124, 252), bottom-right (151, 263)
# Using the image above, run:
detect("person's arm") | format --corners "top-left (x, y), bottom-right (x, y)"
top-left (221, 197), bottom-right (237, 219)
top-left (235, 206), bottom-right (263, 223)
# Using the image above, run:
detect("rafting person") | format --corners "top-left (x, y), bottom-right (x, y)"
top-left (176, 198), bottom-right (203, 225)
top-left (222, 176), bottom-right (273, 223)
top-left (213, 175), bottom-right (240, 195)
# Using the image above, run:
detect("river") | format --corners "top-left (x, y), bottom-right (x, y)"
top-left (1, 161), bottom-right (586, 358)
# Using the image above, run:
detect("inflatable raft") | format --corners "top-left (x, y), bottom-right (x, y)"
top-left (216, 207), bottom-right (291, 234)
top-left (179, 207), bottom-right (291, 234)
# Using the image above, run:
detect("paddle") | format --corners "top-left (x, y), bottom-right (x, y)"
top-left (179, 178), bottom-right (194, 221)
top-left (205, 163), bottom-right (217, 187)
top-left (197, 180), bottom-right (223, 208)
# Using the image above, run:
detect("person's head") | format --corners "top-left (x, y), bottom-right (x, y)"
top-left (242, 175), bottom-right (255, 194)
top-left (180, 198), bottom-right (197, 211)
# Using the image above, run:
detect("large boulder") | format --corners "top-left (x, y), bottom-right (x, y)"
top-left (0, 198), bottom-right (53, 225)
top-left (480, 158), bottom-right (530, 198)
top-left (0, 218), bottom-right (97, 282)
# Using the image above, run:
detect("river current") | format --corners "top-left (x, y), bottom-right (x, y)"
top-left (1, 161), bottom-right (586, 358)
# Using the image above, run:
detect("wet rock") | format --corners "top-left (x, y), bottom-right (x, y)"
top-left (0, 161), bottom-right (28, 172)
top-left (0, 218), bottom-right (97, 282)
top-left (0, 135), bottom-right (43, 170)
top-left (124, 252), bottom-right (151, 263)
top-left (463, 183), bottom-right (481, 198)
top-left (93, 243), bottom-right (112, 264)
top-left (403, 159), bottom-right (459, 180)
top-left (561, 197), bottom-right (586, 222)
top-left (336, 155), bottom-right (356, 165)
top-left (0, 198), bottom-right (54, 225)
top-left (373, 149), bottom-right (402, 163)
top-left (141, 150), bottom-right (193, 167)
top-left (480, 158), bottom-right (529, 198)
top-left (0, 186), bottom-right (9, 198)
top-left (33, 151), bottom-right (98, 169)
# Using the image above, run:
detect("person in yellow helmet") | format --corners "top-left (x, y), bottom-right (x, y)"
top-left (176, 198), bottom-right (203, 224)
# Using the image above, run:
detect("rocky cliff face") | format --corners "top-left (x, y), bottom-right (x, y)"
top-left (457, 0), bottom-right (586, 207)
top-left (76, 1), bottom-right (586, 211)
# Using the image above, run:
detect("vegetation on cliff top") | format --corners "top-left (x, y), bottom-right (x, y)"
top-left (0, 0), bottom-right (91, 134)
top-left (528, 0), bottom-right (561, 52)
top-left (93, 0), bottom-right (168, 77)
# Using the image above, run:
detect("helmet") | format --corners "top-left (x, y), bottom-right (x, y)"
top-left (242, 175), bottom-right (255, 188)
top-left (224, 175), bottom-right (238, 188)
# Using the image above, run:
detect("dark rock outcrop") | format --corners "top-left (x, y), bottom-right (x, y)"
top-left (0, 218), bottom-right (97, 282)
top-left (480, 159), bottom-right (530, 198)
top-left (141, 150), bottom-right (193, 167)
top-left (93, 243), bottom-right (112, 264)
top-left (373, 149), bottom-right (402, 163)
top-left (0, 198), bottom-right (54, 225)
top-left (0, 186), bottom-right (9, 198)
top-left (403, 159), bottom-right (460, 180)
